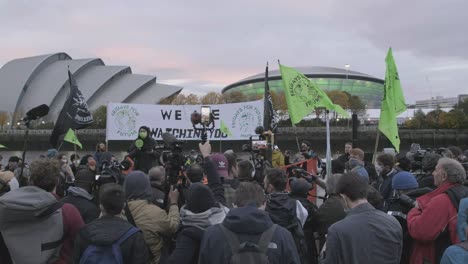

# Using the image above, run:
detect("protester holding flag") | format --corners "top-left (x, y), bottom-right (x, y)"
top-left (128, 126), bottom-right (158, 173)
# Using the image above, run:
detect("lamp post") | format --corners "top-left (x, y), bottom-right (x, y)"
top-left (345, 64), bottom-right (351, 128)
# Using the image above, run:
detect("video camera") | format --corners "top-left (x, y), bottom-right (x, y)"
top-left (287, 166), bottom-right (317, 184)
top-left (154, 132), bottom-right (190, 186)
top-left (97, 160), bottom-right (123, 186)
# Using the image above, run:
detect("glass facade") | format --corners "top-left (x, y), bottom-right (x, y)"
top-left (224, 78), bottom-right (384, 109)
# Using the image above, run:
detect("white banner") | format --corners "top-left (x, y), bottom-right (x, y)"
top-left (106, 100), bottom-right (264, 141)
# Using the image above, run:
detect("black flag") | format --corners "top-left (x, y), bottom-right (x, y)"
top-left (50, 70), bottom-right (94, 148)
top-left (264, 62), bottom-right (278, 133)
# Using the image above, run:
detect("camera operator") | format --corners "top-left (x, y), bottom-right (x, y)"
top-left (387, 171), bottom-right (424, 264)
top-left (415, 153), bottom-right (441, 190)
top-left (128, 126), bottom-right (158, 173)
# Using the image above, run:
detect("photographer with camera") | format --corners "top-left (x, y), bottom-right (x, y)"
top-left (168, 141), bottom-right (229, 264)
top-left (128, 126), bottom-right (158, 173)
top-left (416, 153), bottom-right (441, 190)
top-left (387, 171), bottom-right (423, 264)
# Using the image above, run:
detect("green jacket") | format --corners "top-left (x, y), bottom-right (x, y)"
top-left (128, 200), bottom-right (179, 264)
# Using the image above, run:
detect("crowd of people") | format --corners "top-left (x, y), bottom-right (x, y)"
top-left (0, 128), bottom-right (468, 263)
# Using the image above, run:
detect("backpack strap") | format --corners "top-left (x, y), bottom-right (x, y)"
top-left (445, 185), bottom-right (468, 212)
top-left (124, 202), bottom-right (137, 227)
top-left (116, 227), bottom-right (140, 245)
top-left (257, 224), bottom-right (277, 254)
top-left (37, 201), bottom-right (64, 218)
top-left (220, 224), bottom-right (241, 254)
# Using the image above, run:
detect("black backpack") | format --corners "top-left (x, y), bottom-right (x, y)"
top-left (434, 185), bottom-right (468, 262)
top-left (286, 216), bottom-right (310, 264)
top-left (221, 224), bottom-right (277, 264)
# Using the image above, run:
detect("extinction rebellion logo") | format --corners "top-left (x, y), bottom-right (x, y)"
top-left (111, 105), bottom-right (139, 137)
top-left (231, 104), bottom-right (262, 137)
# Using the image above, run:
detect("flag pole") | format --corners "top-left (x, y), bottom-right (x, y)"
top-left (325, 110), bottom-right (332, 180)
top-left (373, 129), bottom-right (380, 164)
top-left (294, 125), bottom-right (301, 153)
top-left (73, 129), bottom-right (77, 156)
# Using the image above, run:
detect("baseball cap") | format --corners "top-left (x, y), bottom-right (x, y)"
top-left (210, 153), bottom-right (228, 177)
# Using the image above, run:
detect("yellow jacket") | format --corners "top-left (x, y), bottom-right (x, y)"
top-left (272, 149), bottom-right (285, 168)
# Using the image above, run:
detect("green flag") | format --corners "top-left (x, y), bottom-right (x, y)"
top-left (220, 120), bottom-right (233, 137)
top-left (279, 63), bottom-right (349, 124)
top-left (378, 48), bottom-right (406, 152)
top-left (63, 128), bottom-right (82, 149)
top-left (0, 144), bottom-right (6, 149)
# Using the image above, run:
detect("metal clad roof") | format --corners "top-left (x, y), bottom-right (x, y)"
top-left (222, 66), bottom-right (383, 93)
top-left (17, 58), bottom-right (103, 113)
top-left (88, 74), bottom-right (156, 109)
top-left (0, 53), bottom-right (70, 113)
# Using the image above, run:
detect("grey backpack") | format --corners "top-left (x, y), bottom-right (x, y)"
top-left (221, 224), bottom-right (277, 264)
top-left (0, 186), bottom-right (64, 264)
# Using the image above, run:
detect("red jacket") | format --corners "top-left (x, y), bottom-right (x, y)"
top-left (407, 182), bottom-right (460, 264)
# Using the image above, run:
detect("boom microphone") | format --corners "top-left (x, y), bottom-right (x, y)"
top-left (21, 104), bottom-right (49, 122)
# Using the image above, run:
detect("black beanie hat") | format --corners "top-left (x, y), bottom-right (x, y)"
top-left (185, 182), bottom-right (216, 213)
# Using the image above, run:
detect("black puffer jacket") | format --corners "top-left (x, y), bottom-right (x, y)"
top-left (72, 215), bottom-right (149, 264)
top-left (60, 186), bottom-right (100, 224)
top-left (266, 192), bottom-right (297, 227)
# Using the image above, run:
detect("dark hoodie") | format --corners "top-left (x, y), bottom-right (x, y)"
top-left (128, 126), bottom-right (158, 173)
top-left (72, 215), bottom-right (149, 264)
top-left (60, 186), bottom-right (100, 224)
top-left (199, 205), bottom-right (301, 264)
top-left (266, 192), bottom-right (297, 228)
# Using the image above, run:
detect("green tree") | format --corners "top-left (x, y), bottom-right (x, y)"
top-left (426, 107), bottom-right (447, 129)
top-left (348, 95), bottom-right (366, 116)
top-left (0, 112), bottom-right (8, 130)
top-left (90, 105), bottom-right (107, 128)
top-left (454, 98), bottom-right (468, 114)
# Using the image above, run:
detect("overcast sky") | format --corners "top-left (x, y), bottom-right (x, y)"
top-left (1, 0), bottom-right (467, 103)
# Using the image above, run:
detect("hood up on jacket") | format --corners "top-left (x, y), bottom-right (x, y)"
top-left (180, 205), bottom-right (228, 230)
top-left (222, 205), bottom-right (273, 235)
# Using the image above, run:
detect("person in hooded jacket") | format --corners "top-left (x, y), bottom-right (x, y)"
top-left (72, 183), bottom-right (148, 264)
top-left (60, 167), bottom-right (100, 224)
top-left (168, 141), bottom-right (229, 264)
top-left (199, 182), bottom-right (301, 264)
top-left (93, 141), bottom-right (107, 169)
top-left (290, 178), bottom-right (320, 264)
top-left (264, 168), bottom-right (309, 263)
top-left (128, 126), bottom-right (158, 173)
top-left (124, 170), bottom-right (180, 264)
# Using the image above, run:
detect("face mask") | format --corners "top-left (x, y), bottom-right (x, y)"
top-left (139, 131), bottom-right (148, 139)
top-left (348, 158), bottom-right (360, 168)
